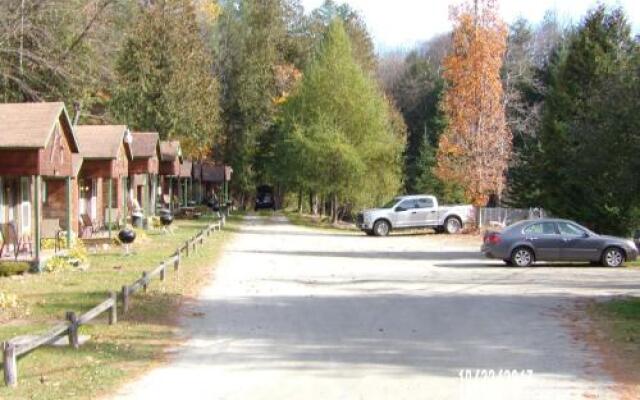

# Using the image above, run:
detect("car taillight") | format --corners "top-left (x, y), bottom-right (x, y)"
top-left (484, 232), bottom-right (501, 245)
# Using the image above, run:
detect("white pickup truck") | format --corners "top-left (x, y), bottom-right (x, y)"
top-left (355, 195), bottom-right (474, 236)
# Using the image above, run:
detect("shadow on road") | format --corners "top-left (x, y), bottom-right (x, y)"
top-left (179, 293), bottom-right (608, 384)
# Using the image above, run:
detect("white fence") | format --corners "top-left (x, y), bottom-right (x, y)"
top-left (476, 207), bottom-right (547, 229)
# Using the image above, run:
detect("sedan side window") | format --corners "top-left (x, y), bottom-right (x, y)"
top-left (524, 222), bottom-right (557, 235)
top-left (558, 222), bottom-right (585, 237)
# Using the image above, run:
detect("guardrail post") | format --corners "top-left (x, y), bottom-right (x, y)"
top-left (174, 251), bottom-right (180, 271)
top-left (160, 262), bottom-right (166, 281)
top-left (109, 292), bottom-right (117, 325)
top-left (185, 240), bottom-right (190, 257)
top-left (2, 341), bottom-right (17, 387)
top-left (66, 312), bottom-right (79, 349)
top-left (142, 272), bottom-right (148, 293)
top-left (122, 285), bottom-right (130, 314)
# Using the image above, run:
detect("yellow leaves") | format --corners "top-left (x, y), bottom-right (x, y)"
top-left (437, 0), bottom-right (512, 204)
top-left (197, 1), bottom-right (221, 24)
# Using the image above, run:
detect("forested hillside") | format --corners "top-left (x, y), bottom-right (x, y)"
top-left (1, 0), bottom-right (639, 233)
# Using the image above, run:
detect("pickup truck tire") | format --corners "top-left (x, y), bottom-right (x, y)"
top-left (444, 217), bottom-right (462, 234)
top-left (373, 220), bottom-right (391, 237)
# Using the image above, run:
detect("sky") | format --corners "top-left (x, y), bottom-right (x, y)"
top-left (301, 0), bottom-right (640, 52)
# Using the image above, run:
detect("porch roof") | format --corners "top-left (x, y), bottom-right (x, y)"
top-left (131, 132), bottom-right (159, 159)
top-left (159, 141), bottom-right (182, 162)
top-left (76, 125), bottom-right (131, 160)
top-left (179, 160), bottom-right (193, 178)
top-left (0, 102), bottom-right (79, 152)
top-left (197, 162), bottom-right (233, 183)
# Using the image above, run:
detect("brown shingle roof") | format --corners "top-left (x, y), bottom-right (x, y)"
top-left (0, 102), bottom-right (79, 151)
top-left (198, 162), bottom-right (233, 183)
top-left (179, 160), bottom-right (193, 178)
top-left (131, 132), bottom-right (159, 159)
top-left (76, 125), bottom-right (129, 159)
top-left (159, 141), bottom-right (181, 162)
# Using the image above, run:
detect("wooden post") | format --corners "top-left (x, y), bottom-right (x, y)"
top-left (122, 285), bottom-right (129, 313)
top-left (2, 341), bottom-right (17, 387)
top-left (122, 177), bottom-right (128, 227)
top-left (108, 178), bottom-right (113, 239)
top-left (185, 240), bottom-right (189, 257)
top-left (66, 311), bottom-right (79, 349)
top-left (142, 272), bottom-right (148, 292)
top-left (168, 177), bottom-right (173, 212)
top-left (65, 176), bottom-right (72, 249)
top-left (34, 176), bottom-right (42, 266)
top-left (160, 262), bottom-right (166, 281)
top-left (192, 237), bottom-right (197, 253)
top-left (109, 291), bottom-right (117, 325)
top-left (174, 252), bottom-right (180, 271)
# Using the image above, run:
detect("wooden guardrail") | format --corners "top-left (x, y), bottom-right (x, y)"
top-left (2, 220), bottom-right (224, 387)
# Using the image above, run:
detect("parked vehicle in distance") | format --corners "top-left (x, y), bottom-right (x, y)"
top-left (482, 218), bottom-right (638, 267)
top-left (356, 195), bottom-right (474, 236)
top-left (255, 185), bottom-right (276, 211)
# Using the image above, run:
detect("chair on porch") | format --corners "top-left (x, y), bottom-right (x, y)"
top-left (41, 218), bottom-right (64, 253)
top-left (80, 214), bottom-right (99, 239)
top-left (0, 223), bottom-right (33, 260)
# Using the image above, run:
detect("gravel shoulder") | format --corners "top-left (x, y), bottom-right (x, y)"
top-left (113, 215), bottom-right (640, 400)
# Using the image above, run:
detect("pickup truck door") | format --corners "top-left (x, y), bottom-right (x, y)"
top-left (393, 199), bottom-right (417, 228)
top-left (415, 197), bottom-right (438, 226)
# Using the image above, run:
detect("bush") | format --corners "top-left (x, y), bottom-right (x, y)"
top-left (0, 261), bottom-right (31, 277)
top-left (43, 243), bottom-right (90, 272)
top-left (0, 291), bottom-right (19, 310)
top-left (43, 256), bottom-right (74, 273)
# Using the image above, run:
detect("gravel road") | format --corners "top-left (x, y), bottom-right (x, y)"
top-left (114, 215), bottom-right (640, 400)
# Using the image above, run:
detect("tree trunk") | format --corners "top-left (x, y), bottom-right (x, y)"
top-left (297, 189), bottom-right (303, 214)
top-left (331, 193), bottom-right (339, 224)
top-left (310, 192), bottom-right (319, 216)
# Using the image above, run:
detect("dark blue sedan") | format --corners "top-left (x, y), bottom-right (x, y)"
top-left (482, 219), bottom-right (638, 267)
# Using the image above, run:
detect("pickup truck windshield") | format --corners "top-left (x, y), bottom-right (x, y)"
top-left (382, 198), bottom-right (400, 208)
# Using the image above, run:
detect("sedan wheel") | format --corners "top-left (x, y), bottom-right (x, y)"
top-left (444, 217), bottom-right (462, 234)
top-left (511, 247), bottom-right (534, 267)
top-left (602, 247), bottom-right (624, 267)
top-left (373, 220), bottom-right (390, 237)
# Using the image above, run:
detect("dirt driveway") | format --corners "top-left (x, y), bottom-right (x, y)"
top-left (114, 216), bottom-right (640, 400)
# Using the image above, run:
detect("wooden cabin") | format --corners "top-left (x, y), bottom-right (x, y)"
top-left (0, 102), bottom-right (81, 266)
top-left (158, 141), bottom-right (182, 211)
top-left (193, 161), bottom-right (233, 205)
top-left (129, 132), bottom-right (160, 217)
top-left (75, 125), bottom-right (132, 236)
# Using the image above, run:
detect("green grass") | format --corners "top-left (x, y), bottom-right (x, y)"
top-left (590, 297), bottom-right (640, 344)
top-left (0, 215), bottom-right (239, 400)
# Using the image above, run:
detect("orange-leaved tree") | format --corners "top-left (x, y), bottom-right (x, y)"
top-left (436, 0), bottom-right (512, 205)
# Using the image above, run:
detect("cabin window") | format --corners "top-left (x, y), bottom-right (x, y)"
top-left (21, 177), bottom-right (31, 232)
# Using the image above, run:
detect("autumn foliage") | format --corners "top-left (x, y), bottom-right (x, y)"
top-left (437, 0), bottom-right (512, 205)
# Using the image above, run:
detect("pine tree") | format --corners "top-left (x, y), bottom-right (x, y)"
top-left (277, 20), bottom-right (404, 221)
top-left (110, 0), bottom-right (220, 159)
top-left (533, 6), bottom-right (640, 234)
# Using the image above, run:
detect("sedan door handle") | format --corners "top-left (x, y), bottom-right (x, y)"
top-left (411, 211), bottom-right (417, 214)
